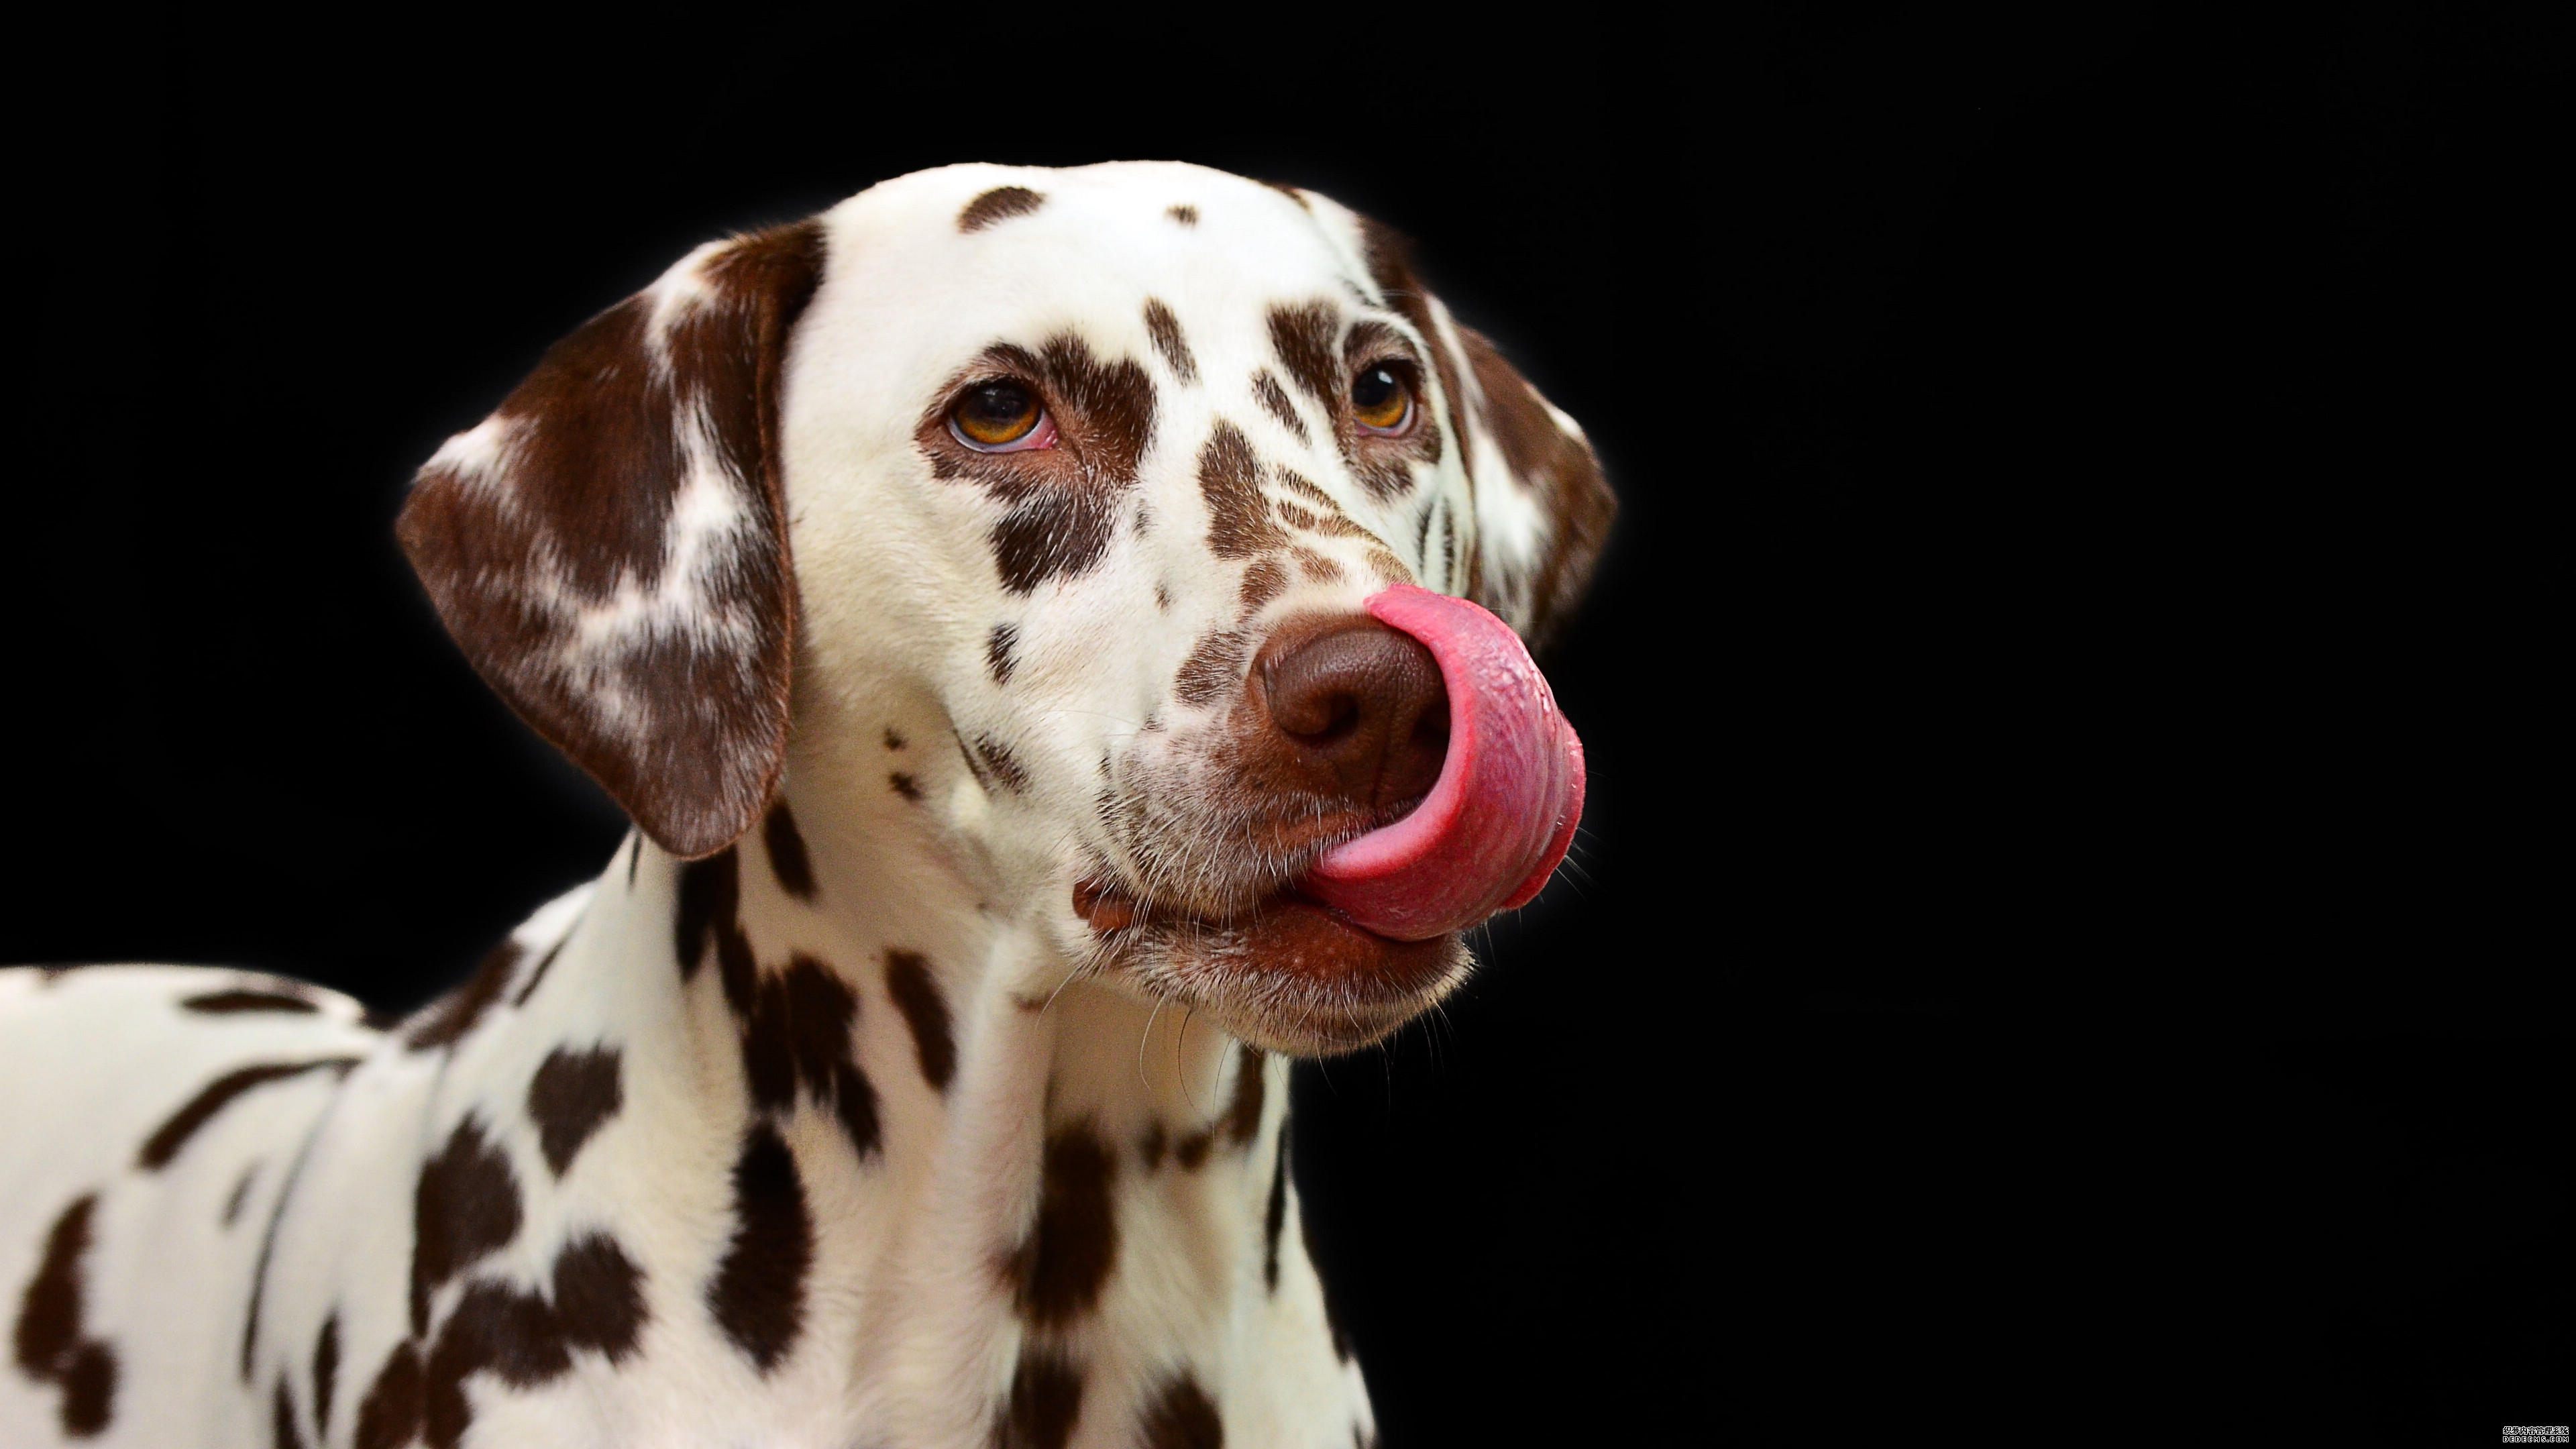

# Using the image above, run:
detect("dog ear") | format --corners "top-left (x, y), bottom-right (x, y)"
top-left (398, 221), bottom-right (826, 859)
top-left (1332, 208), bottom-right (1616, 657)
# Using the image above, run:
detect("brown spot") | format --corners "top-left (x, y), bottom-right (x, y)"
top-left (1277, 472), bottom-right (1372, 539)
top-left (1198, 420), bottom-right (1286, 560)
top-left (1291, 547), bottom-right (1346, 585)
top-left (987, 622), bottom-right (1020, 685)
top-left (1174, 629), bottom-right (1252, 708)
top-left (313, 1313), bottom-right (339, 1440)
top-left (409, 1116), bottom-right (523, 1338)
top-left (1165, 204), bottom-right (1199, 227)
top-left (13, 1194), bottom-right (119, 1438)
top-left (991, 502), bottom-right (1116, 596)
top-left (58, 1341), bottom-right (115, 1438)
top-left (1251, 370), bottom-right (1308, 444)
top-left (929, 335), bottom-right (1157, 594)
top-left (1238, 555), bottom-right (1290, 612)
top-left (405, 938), bottom-right (521, 1051)
top-left (1267, 302), bottom-right (1342, 411)
top-left (421, 1283), bottom-right (541, 1448)
top-left (890, 771), bottom-right (922, 802)
top-left (1140, 1374), bottom-right (1224, 1449)
top-left (883, 950), bottom-right (957, 1091)
top-left (274, 1376), bottom-right (308, 1449)
top-left (1276, 500), bottom-right (1322, 531)
top-left (396, 221), bottom-right (823, 859)
top-left (1224, 1045), bottom-right (1266, 1148)
top-left (223, 1164), bottom-right (259, 1227)
top-left (738, 983), bottom-right (796, 1114)
top-left (1175, 1130), bottom-right (1214, 1172)
top-left (138, 1057), bottom-right (360, 1171)
top-left (1259, 180), bottom-right (1311, 211)
top-left (782, 955), bottom-right (859, 1093)
top-left (352, 1342), bottom-right (423, 1449)
top-left (423, 1289), bottom-right (539, 1446)
top-left (550, 1233), bottom-right (649, 1363)
top-left (975, 736), bottom-right (1032, 794)
top-left (1364, 547), bottom-right (1412, 583)
top-left (959, 185), bottom-right (1045, 232)
top-left (1138, 1122), bottom-right (1169, 1171)
top-left (832, 1059), bottom-right (883, 1160)
top-left (415, 1232), bottom-right (650, 1448)
top-left (674, 847), bottom-right (739, 981)
top-left (990, 500), bottom-right (1117, 596)
top-left (674, 847), bottom-right (757, 1014)
top-left (708, 1124), bottom-right (812, 1372)
top-left (1143, 299), bottom-right (1197, 384)
top-left (883, 727), bottom-right (906, 750)
top-left (510, 938), bottom-right (568, 1008)
top-left (735, 955), bottom-right (871, 1150)
top-left (1274, 470), bottom-right (1338, 511)
top-left (1262, 1125), bottom-right (1289, 1291)
top-left (527, 1045), bottom-right (623, 1177)
top-left (762, 798), bottom-right (816, 900)
top-left (1155, 582), bottom-right (1173, 612)
top-left (717, 924), bottom-right (755, 1012)
top-left (1002, 1125), bottom-right (1119, 1328)
top-left (182, 988), bottom-right (317, 1016)
top-left (993, 1346), bottom-right (1084, 1449)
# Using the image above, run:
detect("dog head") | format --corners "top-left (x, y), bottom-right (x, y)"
top-left (400, 163), bottom-right (1612, 1053)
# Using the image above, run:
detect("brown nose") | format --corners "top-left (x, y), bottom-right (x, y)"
top-left (1250, 616), bottom-right (1450, 818)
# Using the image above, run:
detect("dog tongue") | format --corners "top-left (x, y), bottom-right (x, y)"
top-left (1300, 585), bottom-right (1585, 941)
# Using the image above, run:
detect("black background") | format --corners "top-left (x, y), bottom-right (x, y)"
top-left (8, 5), bottom-right (2565, 1444)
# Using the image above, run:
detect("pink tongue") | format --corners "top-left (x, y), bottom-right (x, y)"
top-left (1299, 584), bottom-right (1585, 941)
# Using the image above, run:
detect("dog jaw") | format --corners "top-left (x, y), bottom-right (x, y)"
top-left (1067, 876), bottom-right (1473, 1055)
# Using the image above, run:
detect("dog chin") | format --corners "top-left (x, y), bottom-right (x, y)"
top-left (1083, 890), bottom-right (1472, 1056)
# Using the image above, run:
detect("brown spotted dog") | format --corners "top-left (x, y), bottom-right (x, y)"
top-left (0, 162), bottom-right (1611, 1449)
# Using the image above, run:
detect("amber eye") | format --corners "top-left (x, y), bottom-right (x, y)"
top-left (1352, 364), bottom-right (1411, 433)
top-left (951, 380), bottom-right (1046, 450)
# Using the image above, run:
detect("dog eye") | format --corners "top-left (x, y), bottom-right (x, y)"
top-left (950, 381), bottom-right (1052, 451)
top-left (1352, 364), bottom-right (1412, 434)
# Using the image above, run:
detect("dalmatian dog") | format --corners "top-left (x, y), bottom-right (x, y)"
top-left (0, 162), bottom-right (1611, 1448)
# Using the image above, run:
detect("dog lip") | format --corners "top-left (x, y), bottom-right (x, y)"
top-left (1073, 875), bottom-right (1464, 1049)
top-left (1073, 877), bottom-right (1138, 933)
top-left (1073, 876), bottom-right (1406, 945)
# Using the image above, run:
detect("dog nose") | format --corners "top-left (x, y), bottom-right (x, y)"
top-left (1252, 618), bottom-right (1450, 816)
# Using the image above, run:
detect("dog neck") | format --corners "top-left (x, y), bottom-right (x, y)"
top-left (481, 700), bottom-right (1351, 1443)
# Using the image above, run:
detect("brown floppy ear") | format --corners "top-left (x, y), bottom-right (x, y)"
top-left (398, 221), bottom-right (826, 858)
top-left (1351, 215), bottom-right (1615, 657)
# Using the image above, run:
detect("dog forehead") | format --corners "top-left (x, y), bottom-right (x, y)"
top-left (800, 163), bottom-right (1372, 376)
